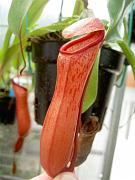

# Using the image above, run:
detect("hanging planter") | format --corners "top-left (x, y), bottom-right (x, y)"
top-left (31, 39), bottom-right (125, 168)
top-left (1, 1), bottom-right (135, 178)
top-left (73, 46), bottom-right (125, 166)
top-left (32, 39), bottom-right (66, 125)
top-left (99, 47), bottom-right (125, 74)
top-left (29, 16), bottom-right (79, 126)
top-left (32, 43), bottom-right (125, 127)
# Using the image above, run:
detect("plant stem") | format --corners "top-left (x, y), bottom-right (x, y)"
top-left (59, 0), bottom-right (64, 21)
top-left (19, 27), bottom-right (26, 75)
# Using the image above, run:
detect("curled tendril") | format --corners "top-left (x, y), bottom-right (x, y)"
top-left (19, 27), bottom-right (26, 75)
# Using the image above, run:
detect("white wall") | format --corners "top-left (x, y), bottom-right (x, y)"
top-left (0, 0), bottom-right (12, 47)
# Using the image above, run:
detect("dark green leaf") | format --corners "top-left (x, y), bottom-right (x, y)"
top-left (82, 51), bottom-right (100, 113)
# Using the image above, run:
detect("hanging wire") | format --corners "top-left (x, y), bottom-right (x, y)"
top-left (116, 2), bottom-right (134, 88)
top-left (59, 0), bottom-right (64, 21)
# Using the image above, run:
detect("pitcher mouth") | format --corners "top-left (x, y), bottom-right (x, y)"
top-left (60, 30), bottom-right (105, 55)
top-left (12, 78), bottom-right (27, 92)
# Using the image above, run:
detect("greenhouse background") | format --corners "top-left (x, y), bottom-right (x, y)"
top-left (0, 0), bottom-right (135, 180)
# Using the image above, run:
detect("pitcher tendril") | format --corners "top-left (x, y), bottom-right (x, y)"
top-left (19, 27), bottom-right (26, 75)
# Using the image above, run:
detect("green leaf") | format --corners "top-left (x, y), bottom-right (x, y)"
top-left (125, 0), bottom-right (134, 9)
top-left (12, 53), bottom-right (21, 69)
top-left (2, 28), bottom-right (12, 51)
top-left (106, 0), bottom-right (134, 42)
top-left (0, 44), bottom-right (19, 68)
top-left (0, 43), bottom-right (23, 78)
top-left (0, 29), bottom-right (12, 62)
top-left (30, 17), bottom-right (78, 37)
top-left (107, 0), bottom-right (125, 26)
top-left (0, 28), bottom-right (12, 61)
top-left (117, 40), bottom-right (135, 77)
top-left (8, 0), bottom-right (33, 35)
top-left (28, 0), bottom-right (49, 26)
top-left (73, 0), bottom-right (84, 16)
top-left (101, 19), bottom-right (109, 30)
top-left (123, 17), bottom-right (128, 43)
top-left (0, 49), bottom-right (2, 59)
top-left (82, 51), bottom-right (100, 113)
top-left (106, 0), bottom-right (125, 41)
top-left (21, 0), bottom-right (49, 35)
top-left (105, 25), bottom-right (121, 42)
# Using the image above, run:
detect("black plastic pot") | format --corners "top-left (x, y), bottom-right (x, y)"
top-left (32, 42), bottom-right (125, 126)
top-left (99, 47), bottom-right (125, 74)
top-left (32, 40), bottom-right (66, 125)
top-left (82, 47), bottom-right (125, 128)
top-left (0, 96), bottom-right (16, 125)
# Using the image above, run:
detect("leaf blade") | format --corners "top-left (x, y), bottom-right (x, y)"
top-left (8, 0), bottom-right (33, 35)
top-left (0, 28), bottom-right (12, 60)
top-left (107, 0), bottom-right (125, 25)
top-left (117, 40), bottom-right (135, 77)
top-left (0, 44), bottom-right (20, 76)
top-left (82, 51), bottom-right (100, 113)
top-left (21, 0), bottom-right (49, 35)
top-left (30, 17), bottom-right (78, 37)
top-left (73, 0), bottom-right (84, 16)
